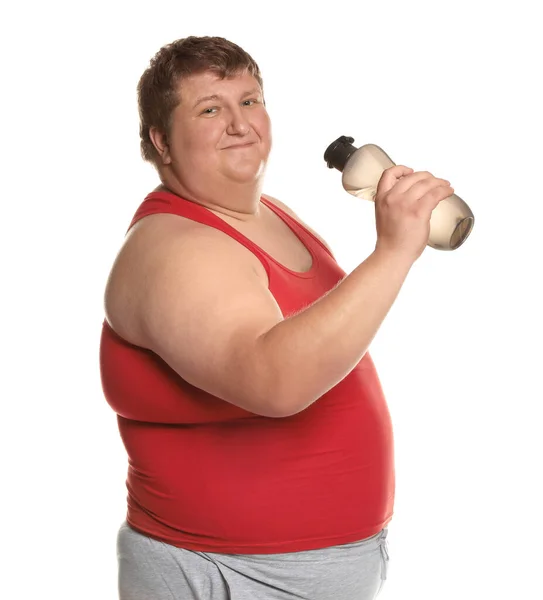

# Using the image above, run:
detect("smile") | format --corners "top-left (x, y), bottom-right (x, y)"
top-left (223, 142), bottom-right (256, 149)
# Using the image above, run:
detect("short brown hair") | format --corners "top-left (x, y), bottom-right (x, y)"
top-left (137, 36), bottom-right (264, 165)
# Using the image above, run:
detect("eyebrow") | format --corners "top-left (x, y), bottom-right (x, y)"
top-left (192, 88), bottom-right (262, 109)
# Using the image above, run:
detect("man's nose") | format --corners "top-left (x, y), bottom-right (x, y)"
top-left (226, 107), bottom-right (250, 136)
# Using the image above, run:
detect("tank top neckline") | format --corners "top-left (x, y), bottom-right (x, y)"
top-left (142, 190), bottom-right (319, 279)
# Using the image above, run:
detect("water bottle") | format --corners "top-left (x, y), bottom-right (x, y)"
top-left (324, 135), bottom-right (474, 250)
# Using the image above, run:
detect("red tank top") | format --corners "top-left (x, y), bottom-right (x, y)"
top-left (100, 190), bottom-right (395, 553)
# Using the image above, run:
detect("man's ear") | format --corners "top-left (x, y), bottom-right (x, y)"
top-left (149, 127), bottom-right (172, 165)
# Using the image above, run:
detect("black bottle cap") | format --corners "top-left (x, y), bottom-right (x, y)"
top-left (324, 135), bottom-right (357, 171)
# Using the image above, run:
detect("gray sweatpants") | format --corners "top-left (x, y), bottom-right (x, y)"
top-left (117, 521), bottom-right (390, 600)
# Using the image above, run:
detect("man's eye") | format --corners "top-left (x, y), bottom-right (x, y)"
top-left (242, 99), bottom-right (257, 106)
top-left (201, 107), bottom-right (217, 115)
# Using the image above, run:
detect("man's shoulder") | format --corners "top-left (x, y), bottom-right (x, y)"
top-left (261, 193), bottom-right (299, 219)
top-left (104, 213), bottom-right (258, 346)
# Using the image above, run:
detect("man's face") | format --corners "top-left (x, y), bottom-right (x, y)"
top-left (162, 69), bottom-right (272, 190)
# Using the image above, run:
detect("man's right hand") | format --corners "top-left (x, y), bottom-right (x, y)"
top-left (374, 165), bottom-right (455, 262)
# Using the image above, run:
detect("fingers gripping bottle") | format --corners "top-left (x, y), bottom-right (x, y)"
top-left (324, 136), bottom-right (475, 250)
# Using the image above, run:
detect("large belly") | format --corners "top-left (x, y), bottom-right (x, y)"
top-left (120, 353), bottom-right (395, 549)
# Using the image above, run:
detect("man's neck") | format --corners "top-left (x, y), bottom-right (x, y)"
top-left (155, 177), bottom-right (265, 223)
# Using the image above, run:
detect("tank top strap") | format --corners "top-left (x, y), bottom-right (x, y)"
top-left (260, 197), bottom-right (335, 260)
top-left (126, 191), bottom-right (333, 279)
top-left (134, 189), bottom-right (274, 241)
top-left (129, 191), bottom-right (280, 278)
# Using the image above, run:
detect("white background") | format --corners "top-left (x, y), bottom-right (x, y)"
top-left (2, 0), bottom-right (542, 598)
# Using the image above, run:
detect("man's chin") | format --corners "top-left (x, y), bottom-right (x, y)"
top-left (223, 162), bottom-right (267, 184)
